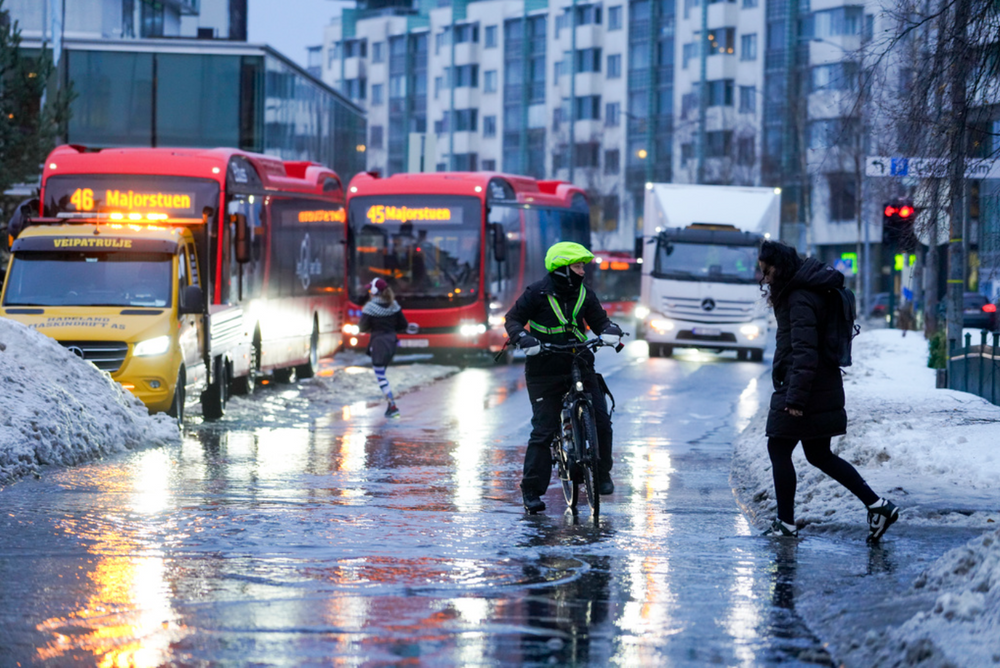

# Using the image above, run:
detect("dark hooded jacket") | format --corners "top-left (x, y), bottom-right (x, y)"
top-left (766, 257), bottom-right (847, 439)
top-left (504, 273), bottom-right (612, 378)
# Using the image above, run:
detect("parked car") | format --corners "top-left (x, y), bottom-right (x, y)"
top-left (963, 292), bottom-right (998, 330)
top-left (869, 293), bottom-right (890, 318)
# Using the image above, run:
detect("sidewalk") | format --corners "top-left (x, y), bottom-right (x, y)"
top-left (731, 329), bottom-right (1000, 666)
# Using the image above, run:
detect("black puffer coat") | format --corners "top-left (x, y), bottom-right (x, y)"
top-left (765, 257), bottom-right (847, 439)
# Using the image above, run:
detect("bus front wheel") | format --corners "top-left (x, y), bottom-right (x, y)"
top-left (296, 321), bottom-right (319, 379)
top-left (201, 357), bottom-right (228, 420)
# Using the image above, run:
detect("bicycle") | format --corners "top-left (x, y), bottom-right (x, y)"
top-left (540, 336), bottom-right (625, 517)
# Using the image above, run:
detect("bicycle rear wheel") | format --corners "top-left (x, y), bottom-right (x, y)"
top-left (574, 404), bottom-right (601, 517)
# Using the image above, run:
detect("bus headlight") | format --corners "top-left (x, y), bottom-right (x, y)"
top-left (343, 323), bottom-right (360, 336)
top-left (460, 323), bottom-right (487, 337)
top-left (133, 335), bottom-right (170, 357)
top-left (740, 324), bottom-right (762, 340)
top-left (488, 314), bottom-right (506, 327)
top-left (649, 318), bottom-right (674, 333)
top-left (634, 305), bottom-right (650, 320)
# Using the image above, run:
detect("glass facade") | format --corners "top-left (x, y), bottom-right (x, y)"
top-left (502, 15), bottom-right (547, 178)
top-left (387, 33), bottom-right (429, 176)
top-left (64, 43), bottom-right (366, 181)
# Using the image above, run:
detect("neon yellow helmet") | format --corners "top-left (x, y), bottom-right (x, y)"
top-left (545, 242), bottom-right (594, 273)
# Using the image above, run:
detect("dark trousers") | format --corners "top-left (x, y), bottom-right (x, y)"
top-left (767, 436), bottom-right (879, 524)
top-left (521, 373), bottom-right (612, 496)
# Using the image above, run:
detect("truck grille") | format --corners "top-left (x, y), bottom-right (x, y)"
top-left (59, 340), bottom-right (129, 373)
top-left (661, 295), bottom-right (756, 323)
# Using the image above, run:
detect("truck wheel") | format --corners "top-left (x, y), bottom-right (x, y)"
top-left (737, 349), bottom-right (749, 361)
top-left (201, 358), bottom-right (228, 420)
top-left (648, 343), bottom-right (660, 358)
top-left (661, 345), bottom-right (673, 357)
top-left (166, 366), bottom-right (185, 424)
top-left (296, 321), bottom-right (319, 379)
top-left (750, 349), bottom-right (765, 362)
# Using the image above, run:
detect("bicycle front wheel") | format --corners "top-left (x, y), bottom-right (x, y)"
top-left (574, 404), bottom-right (601, 517)
top-left (555, 437), bottom-right (580, 511)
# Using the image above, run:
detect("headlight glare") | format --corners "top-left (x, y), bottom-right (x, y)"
top-left (740, 324), bottom-right (761, 339)
top-left (133, 335), bottom-right (171, 357)
top-left (634, 305), bottom-right (650, 320)
top-left (649, 318), bottom-right (674, 332)
top-left (460, 323), bottom-right (487, 337)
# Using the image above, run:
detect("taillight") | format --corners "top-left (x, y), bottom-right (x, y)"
top-left (983, 304), bottom-right (997, 313)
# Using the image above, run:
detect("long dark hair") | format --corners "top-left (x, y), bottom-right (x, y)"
top-left (758, 240), bottom-right (803, 308)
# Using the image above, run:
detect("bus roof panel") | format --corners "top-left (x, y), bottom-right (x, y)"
top-left (346, 171), bottom-right (586, 209)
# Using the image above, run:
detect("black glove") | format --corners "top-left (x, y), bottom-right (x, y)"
top-left (516, 331), bottom-right (542, 356)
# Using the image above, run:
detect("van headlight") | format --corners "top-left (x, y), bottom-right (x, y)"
top-left (133, 335), bottom-right (171, 357)
top-left (740, 324), bottom-right (761, 340)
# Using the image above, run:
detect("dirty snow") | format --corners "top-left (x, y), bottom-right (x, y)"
top-left (732, 328), bottom-right (1000, 666)
top-left (0, 318), bottom-right (179, 484)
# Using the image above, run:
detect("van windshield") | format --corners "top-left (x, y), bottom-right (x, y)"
top-left (653, 241), bottom-right (760, 284)
top-left (4, 252), bottom-right (173, 307)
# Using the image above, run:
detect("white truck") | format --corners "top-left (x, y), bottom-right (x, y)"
top-left (637, 183), bottom-right (780, 361)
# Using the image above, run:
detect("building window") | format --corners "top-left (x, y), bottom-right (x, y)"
top-left (681, 142), bottom-right (694, 163)
top-left (742, 0), bottom-right (758, 7)
top-left (448, 64), bottom-right (479, 88)
top-left (344, 39), bottom-right (367, 58)
top-left (574, 4), bottom-right (602, 25)
top-left (740, 33), bottom-right (757, 61)
top-left (482, 159), bottom-right (497, 171)
top-left (738, 85), bottom-right (755, 113)
top-left (809, 118), bottom-right (859, 149)
top-left (810, 61), bottom-right (859, 92)
top-left (576, 48), bottom-right (602, 73)
top-left (682, 42), bottom-right (699, 69)
top-left (608, 5), bottom-right (623, 30)
top-left (605, 149), bottom-right (620, 174)
top-left (737, 137), bottom-right (755, 165)
top-left (708, 28), bottom-right (735, 55)
top-left (484, 69), bottom-right (498, 93)
top-left (828, 173), bottom-right (857, 221)
top-left (802, 6), bottom-right (864, 39)
top-left (575, 142), bottom-right (600, 168)
top-left (485, 25), bottom-right (498, 48)
top-left (574, 95), bottom-right (601, 120)
top-left (371, 83), bottom-right (385, 106)
top-left (436, 30), bottom-right (449, 54)
top-left (345, 77), bottom-right (366, 101)
top-left (708, 79), bottom-right (734, 106)
top-left (454, 109), bottom-right (478, 131)
top-left (607, 54), bottom-right (622, 79)
top-left (370, 126), bottom-right (384, 150)
top-left (602, 195), bottom-right (620, 227)
top-left (605, 101), bottom-right (621, 127)
top-left (484, 115), bottom-right (497, 137)
top-left (706, 130), bottom-right (733, 158)
top-left (457, 23), bottom-right (480, 43)
top-left (372, 42), bottom-right (385, 63)
top-left (140, 1), bottom-right (165, 37)
top-left (453, 153), bottom-right (478, 170)
top-left (434, 76), bottom-right (444, 99)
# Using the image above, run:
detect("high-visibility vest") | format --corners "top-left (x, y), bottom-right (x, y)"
top-left (529, 288), bottom-right (587, 342)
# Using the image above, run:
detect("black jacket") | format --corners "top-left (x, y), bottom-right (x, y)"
top-left (359, 300), bottom-right (408, 367)
top-left (766, 257), bottom-right (847, 439)
top-left (505, 275), bottom-right (612, 377)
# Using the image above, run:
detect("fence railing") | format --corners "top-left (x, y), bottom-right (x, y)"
top-left (948, 330), bottom-right (1000, 406)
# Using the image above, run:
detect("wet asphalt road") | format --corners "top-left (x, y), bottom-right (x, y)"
top-left (0, 343), bottom-right (982, 666)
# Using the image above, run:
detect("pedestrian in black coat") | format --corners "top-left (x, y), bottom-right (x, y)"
top-left (359, 278), bottom-right (414, 418)
top-left (758, 240), bottom-right (899, 541)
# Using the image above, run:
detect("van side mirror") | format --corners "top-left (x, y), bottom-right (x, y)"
top-left (493, 223), bottom-right (507, 262)
top-left (233, 213), bottom-right (250, 263)
top-left (179, 285), bottom-right (204, 314)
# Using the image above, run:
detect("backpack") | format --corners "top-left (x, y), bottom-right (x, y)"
top-left (823, 286), bottom-right (861, 367)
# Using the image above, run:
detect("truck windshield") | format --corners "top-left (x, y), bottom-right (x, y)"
top-left (654, 241), bottom-right (760, 284)
top-left (347, 195), bottom-right (482, 308)
top-left (4, 252), bottom-right (173, 307)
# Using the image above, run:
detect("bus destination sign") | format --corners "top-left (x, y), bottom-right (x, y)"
top-left (366, 204), bottom-right (461, 225)
top-left (69, 188), bottom-right (197, 213)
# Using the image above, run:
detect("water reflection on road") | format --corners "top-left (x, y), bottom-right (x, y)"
top-left (0, 345), bottom-right (865, 666)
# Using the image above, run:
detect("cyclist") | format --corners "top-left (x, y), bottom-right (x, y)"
top-left (505, 241), bottom-right (624, 513)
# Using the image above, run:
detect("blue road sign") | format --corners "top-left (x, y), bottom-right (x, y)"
top-left (891, 158), bottom-right (909, 176)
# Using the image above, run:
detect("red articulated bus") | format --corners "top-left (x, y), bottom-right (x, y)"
top-left (342, 172), bottom-right (591, 362)
top-left (2, 145), bottom-right (346, 419)
top-left (589, 251), bottom-right (642, 320)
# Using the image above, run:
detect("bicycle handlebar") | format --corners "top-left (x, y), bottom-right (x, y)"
top-left (540, 333), bottom-right (630, 355)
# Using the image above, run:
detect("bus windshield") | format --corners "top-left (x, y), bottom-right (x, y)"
top-left (590, 262), bottom-right (641, 303)
top-left (348, 195), bottom-right (482, 308)
top-left (4, 252), bottom-right (173, 308)
top-left (654, 240), bottom-right (760, 284)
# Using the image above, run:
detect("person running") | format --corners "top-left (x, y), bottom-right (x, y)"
top-left (504, 242), bottom-right (624, 513)
top-left (757, 240), bottom-right (899, 541)
top-left (359, 278), bottom-right (415, 418)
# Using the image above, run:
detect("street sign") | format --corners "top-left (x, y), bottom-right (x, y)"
top-left (866, 156), bottom-right (1000, 179)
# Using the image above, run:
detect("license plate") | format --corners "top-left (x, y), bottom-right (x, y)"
top-left (692, 327), bottom-right (721, 336)
top-left (964, 309), bottom-right (979, 314)
top-left (399, 339), bottom-right (429, 348)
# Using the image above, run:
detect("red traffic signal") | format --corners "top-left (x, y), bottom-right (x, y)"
top-left (883, 199), bottom-right (915, 220)
top-left (898, 205), bottom-right (914, 219)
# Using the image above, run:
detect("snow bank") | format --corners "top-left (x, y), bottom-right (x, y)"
top-left (732, 329), bottom-right (1000, 530)
top-left (0, 319), bottom-right (179, 484)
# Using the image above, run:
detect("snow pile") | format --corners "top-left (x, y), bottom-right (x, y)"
top-left (870, 527), bottom-right (1000, 667)
top-left (732, 329), bottom-right (1000, 529)
top-left (0, 318), bottom-right (179, 484)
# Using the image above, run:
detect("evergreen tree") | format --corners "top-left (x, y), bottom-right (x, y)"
top-left (0, 0), bottom-right (74, 196)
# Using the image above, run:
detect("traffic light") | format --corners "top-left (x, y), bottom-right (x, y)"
top-left (882, 197), bottom-right (917, 251)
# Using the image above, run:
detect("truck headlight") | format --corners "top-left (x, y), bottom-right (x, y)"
top-left (649, 318), bottom-right (674, 333)
top-left (342, 323), bottom-right (360, 336)
top-left (740, 324), bottom-right (761, 340)
top-left (133, 335), bottom-right (170, 357)
top-left (460, 323), bottom-right (487, 337)
top-left (635, 305), bottom-right (650, 320)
